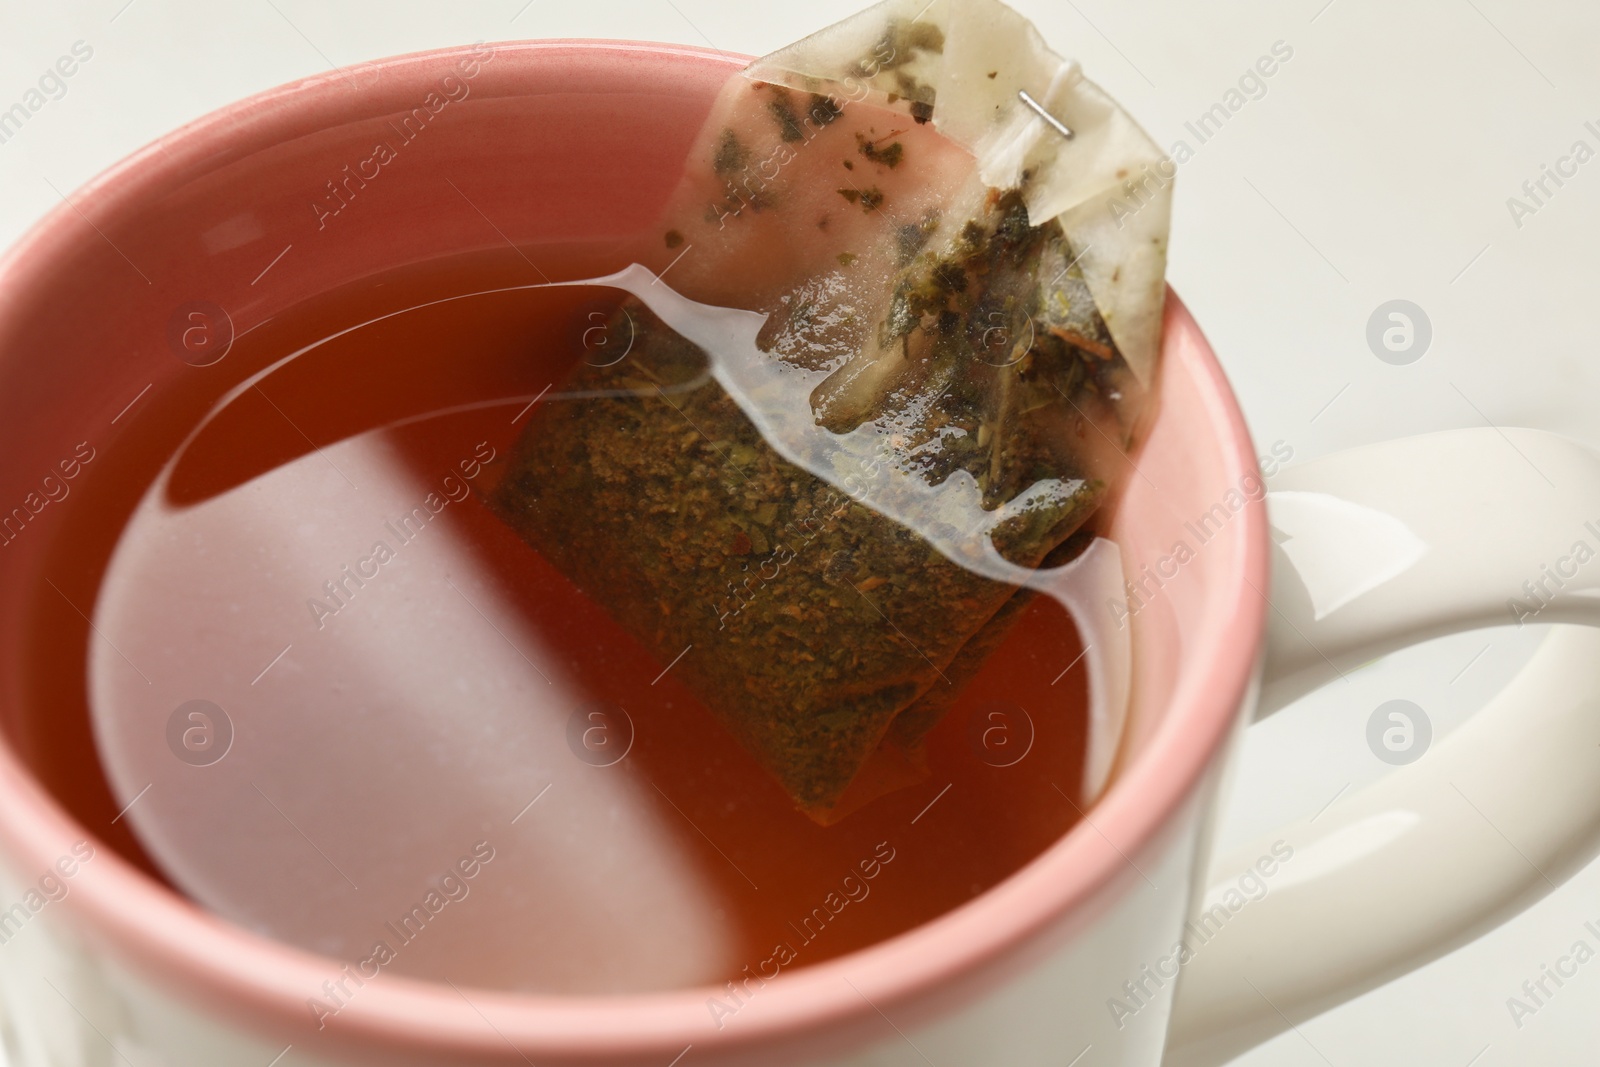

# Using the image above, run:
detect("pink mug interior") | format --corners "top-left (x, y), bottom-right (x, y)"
top-left (0, 40), bottom-right (1268, 1066)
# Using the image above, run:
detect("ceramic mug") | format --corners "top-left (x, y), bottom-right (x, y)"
top-left (1, 40), bottom-right (1597, 1067)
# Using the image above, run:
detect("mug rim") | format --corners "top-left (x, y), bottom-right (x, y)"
top-left (0, 39), bottom-right (1270, 1061)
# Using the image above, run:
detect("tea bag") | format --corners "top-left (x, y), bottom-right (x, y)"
top-left (489, 0), bottom-right (1169, 822)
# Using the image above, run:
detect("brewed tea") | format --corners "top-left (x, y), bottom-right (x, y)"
top-left (82, 248), bottom-right (1096, 994)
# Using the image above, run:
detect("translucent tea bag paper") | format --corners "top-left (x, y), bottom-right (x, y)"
top-left (745, 0), bottom-right (1170, 384)
top-left (491, 0), bottom-right (1167, 821)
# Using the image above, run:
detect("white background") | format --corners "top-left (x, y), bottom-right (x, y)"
top-left (1, 0), bottom-right (1597, 1064)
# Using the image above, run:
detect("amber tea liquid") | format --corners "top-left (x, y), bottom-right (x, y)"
top-left (56, 247), bottom-right (1090, 994)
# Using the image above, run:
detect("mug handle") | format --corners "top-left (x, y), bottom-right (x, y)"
top-left (1164, 427), bottom-right (1600, 1065)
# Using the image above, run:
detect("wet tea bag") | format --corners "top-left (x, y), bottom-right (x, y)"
top-left (489, 0), bottom-right (1169, 822)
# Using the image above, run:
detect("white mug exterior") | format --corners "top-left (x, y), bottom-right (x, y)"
top-left (8, 440), bottom-right (1600, 1064)
top-left (1166, 428), bottom-right (1600, 1065)
top-left (2, 40), bottom-right (1596, 1067)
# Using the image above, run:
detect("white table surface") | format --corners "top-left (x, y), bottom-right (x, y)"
top-left (1, 0), bottom-right (1597, 1063)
